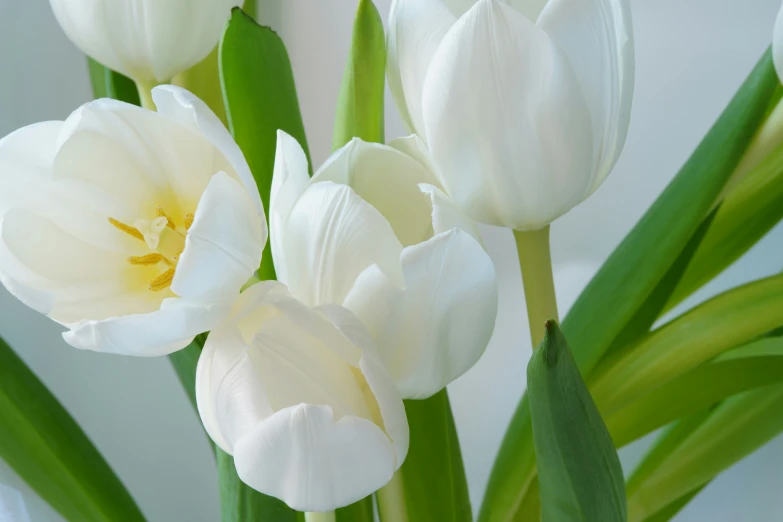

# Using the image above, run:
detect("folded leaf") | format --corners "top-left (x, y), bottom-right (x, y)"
top-left (220, 7), bottom-right (311, 281)
top-left (626, 385), bottom-right (783, 521)
top-left (399, 390), bottom-right (472, 522)
top-left (590, 272), bottom-right (783, 413)
top-left (607, 338), bottom-right (783, 446)
top-left (0, 336), bottom-right (144, 522)
top-left (332, 0), bottom-right (386, 149)
top-left (528, 322), bottom-right (626, 522)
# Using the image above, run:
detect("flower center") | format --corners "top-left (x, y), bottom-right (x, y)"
top-left (108, 206), bottom-right (193, 292)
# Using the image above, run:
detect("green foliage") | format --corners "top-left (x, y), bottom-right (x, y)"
top-left (86, 58), bottom-right (140, 105)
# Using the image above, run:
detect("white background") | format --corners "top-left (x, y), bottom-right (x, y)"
top-left (0, 0), bottom-right (782, 520)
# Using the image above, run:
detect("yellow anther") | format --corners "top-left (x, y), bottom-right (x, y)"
top-left (156, 206), bottom-right (176, 230)
top-left (127, 253), bottom-right (173, 266)
top-left (109, 218), bottom-right (144, 242)
top-left (184, 213), bottom-right (194, 231)
top-left (148, 268), bottom-right (176, 291)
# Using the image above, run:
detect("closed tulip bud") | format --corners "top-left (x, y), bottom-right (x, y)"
top-left (49, 0), bottom-right (242, 85)
top-left (387, 0), bottom-right (635, 231)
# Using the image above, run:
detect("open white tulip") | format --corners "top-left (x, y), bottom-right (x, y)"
top-left (196, 281), bottom-right (409, 511)
top-left (0, 86), bottom-right (266, 356)
top-left (49, 0), bottom-right (242, 85)
top-left (387, 0), bottom-right (634, 230)
top-left (271, 131), bottom-right (498, 400)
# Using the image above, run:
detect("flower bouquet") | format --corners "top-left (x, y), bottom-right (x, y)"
top-left (1, 0), bottom-right (783, 521)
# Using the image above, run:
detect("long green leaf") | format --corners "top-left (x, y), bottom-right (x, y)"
top-left (86, 58), bottom-right (140, 105)
top-left (332, 0), bottom-right (386, 149)
top-left (168, 337), bottom-right (300, 522)
top-left (607, 347), bottom-right (783, 447)
top-left (0, 336), bottom-right (145, 522)
top-left (480, 48), bottom-right (780, 522)
top-left (589, 273), bottom-right (783, 413)
top-left (528, 322), bottom-right (626, 522)
top-left (399, 390), bottom-right (472, 522)
top-left (626, 385), bottom-right (783, 521)
top-left (668, 138), bottom-right (783, 308)
top-left (220, 7), bottom-right (311, 281)
top-left (643, 486), bottom-right (706, 522)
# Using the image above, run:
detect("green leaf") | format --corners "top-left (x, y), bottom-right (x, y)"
top-left (607, 339), bottom-right (783, 447)
top-left (399, 390), bottom-right (472, 522)
top-left (86, 58), bottom-right (140, 105)
top-left (174, 46), bottom-right (227, 125)
top-left (336, 497), bottom-right (374, 522)
top-left (589, 272), bottom-right (783, 413)
top-left (168, 336), bottom-right (301, 521)
top-left (643, 486), bottom-right (706, 522)
top-left (626, 385), bottom-right (783, 521)
top-left (243, 0), bottom-right (257, 20)
top-left (332, 0), bottom-right (386, 150)
top-left (528, 322), bottom-right (626, 522)
top-left (220, 7), bottom-right (311, 281)
top-left (0, 336), bottom-right (145, 522)
top-left (668, 138), bottom-right (783, 308)
top-left (562, 48), bottom-right (779, 377)
top-left (479, 48), bottom-right (779, 522)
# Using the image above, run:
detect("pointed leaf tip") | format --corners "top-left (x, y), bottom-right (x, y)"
top-left (541, 320), bottom-right (563, 368)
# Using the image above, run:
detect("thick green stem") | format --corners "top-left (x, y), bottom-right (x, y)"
top-left (514, 226), bottom-right (559, 347)
top-left (136, 81), bottom-right (157, 111)
top-left (305, 512), bottom-right (336, 522)
top-left (377, 471), bottom-right (409, 522)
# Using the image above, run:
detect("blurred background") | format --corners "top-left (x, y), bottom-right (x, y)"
top-left (0, 0), bottom-right (782, 520)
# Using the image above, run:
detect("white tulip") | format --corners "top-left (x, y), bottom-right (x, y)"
top-left (387, 0), bottom-right (634, 230)
top-left (195, 281), bottom-right (409, 512)
top-left (271, 131), bottom-right (498, 399)
top-left (0, 86), bottom-right (266, 356)
top-left (49, 0), bottom-right (242, 85)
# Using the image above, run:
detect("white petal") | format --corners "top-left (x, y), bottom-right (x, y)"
top-left (196, 282), bottom-right (407, 511)
top-left (278, 182), bottom-right (404, 307)
top-left (233, 405), bottom-right (397, 511)
top-left (387, 0), bottom-right (457, 136)
top-left (344, 229), bottom-right (498, 399)
top-left (270, 131), bottom-right (311, 287)
top-left (419, 183), bottom-right (483, 244)
top-left (49, 0), bottom-right (241, 83)
top-left (152, 85), bottom-right (264, 216)
top-left (538, 0), bottom-right (634, 191)
top-left (774, 2), bottom-right (783, 82)
top-left (172, 172), bottom-right (266, 303)
top-left (63, 297), bottom-right (229, 356)
top-left (388, 135), bottom-right (447, 189)
top-left (313, 139), bottom-right (438, 247)
top-left (508, 0), bottom-right (550, 21)
top-left (422, 0), bottom-right (594, 230)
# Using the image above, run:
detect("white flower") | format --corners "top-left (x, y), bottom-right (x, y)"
top-left (271, 131), bottom-right (498, 399)
top-left (387, 0), bottom-right (635, 230)
top-left (0, 86), bottom-right (266, 356)
top-left (49, 0), bottom-right (242, 84)
top-left (195, 281), bottom-right (409, 512)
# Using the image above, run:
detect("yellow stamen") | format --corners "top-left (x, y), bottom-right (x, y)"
top-left (148, 268), bottom-right (176, 291)
top-left (127, 253), bottom-right (173, 266)
top-left (156, 206), bottom-right (176, 230)
top-left (184, 213), bottom-right (194, 231)
top-left (109, 218), bottom-right (144, 242)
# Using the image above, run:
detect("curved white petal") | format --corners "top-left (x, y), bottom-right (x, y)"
top-left (508, 0), bottom-right (550, 22)
top-left (172, 172), bottom-right (266, 303)
top-left (63, 298), bottom-right (228, 356)
top-left (419, 183), bottom-right (483, 244)
top-left (277, 182), bottom-right (404, 307)
top-left (313, 139), bottom-right (438, 247)
top-left (774, 2), bottom-right (783, 82)
top-left (539, 0), bottom-right (634, 191)
top-left (270, 131), bottom-right (311, 287)
top-left (49, 0), bottom-right (241, 83)
top-left (387, 0), bottom-right (457, 136)
top-left (422, 0), bottom-right (594, 230)
top-left (388, 135), bottom-right (447, 190)
top-left (196, 282), bottom-right (408, 511)
top-left (152, 85), bottom-right (264, 215)
top-left (344, 229), bottom-right (498, 399)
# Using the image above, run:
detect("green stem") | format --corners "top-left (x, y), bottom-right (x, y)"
top-left (136, 81), bottom-right (157, 111)
top-left (377, 470), bottom-right (409, 522)
top-left (304, 512), bottom-right (335, 522)
top-left (514, 226), bottom-right (559, 347)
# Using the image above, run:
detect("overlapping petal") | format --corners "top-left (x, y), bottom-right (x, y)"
top-left (196, 282), bottom-right (408, 511)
